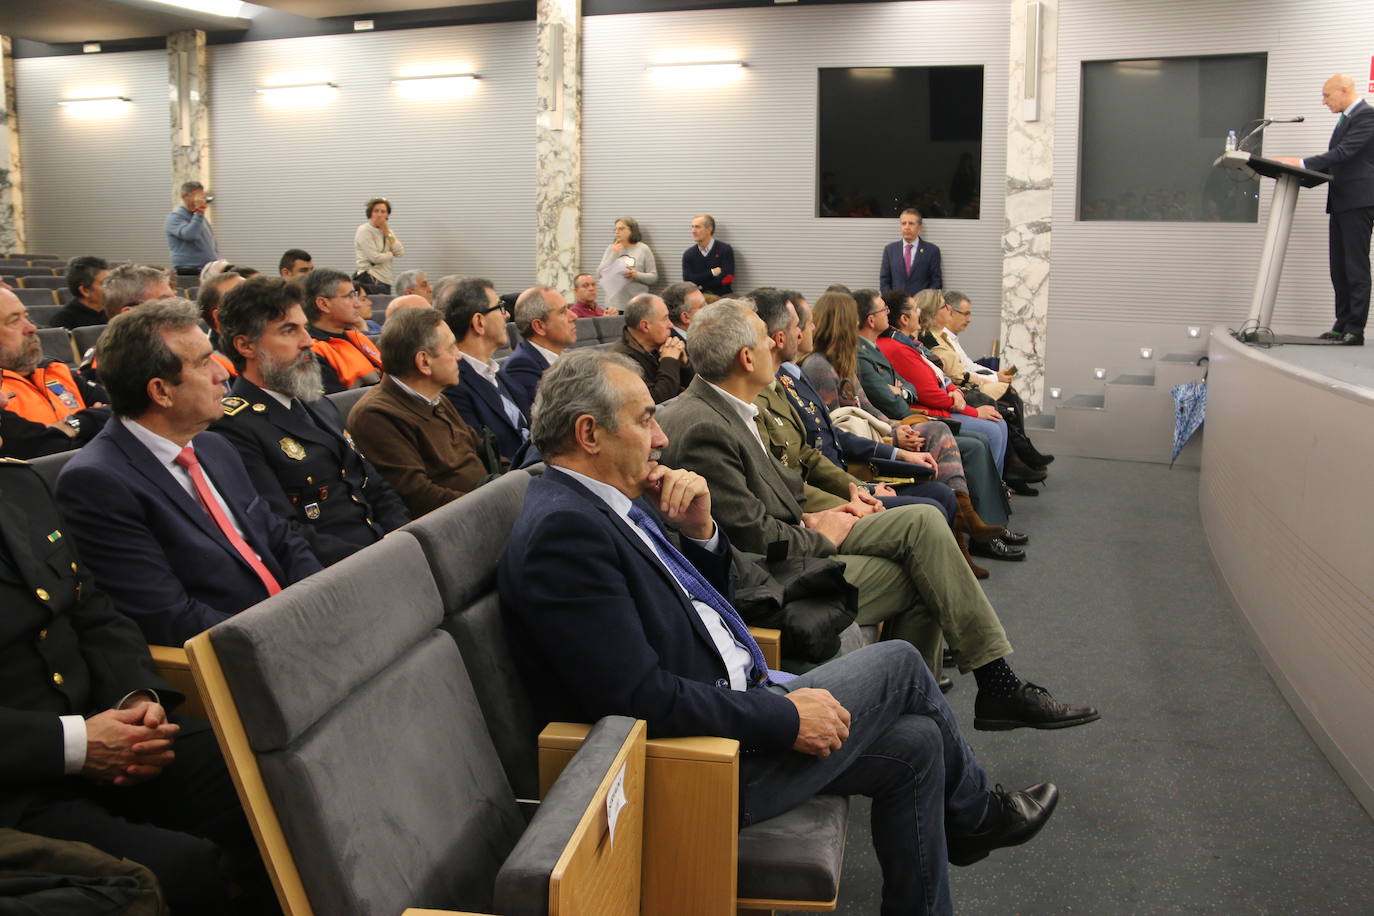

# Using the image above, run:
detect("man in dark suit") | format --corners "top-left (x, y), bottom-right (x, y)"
top-left (0, 457), bottom-right (274, 914)
top-left (55, 299), bottom-right (321, 646)
top-left (500, 347), bottom-right (1059, 915)
top-left (211, 277), bottom-right (409, 565)
top-left (663, 280), bottom-right (706, 341)
top-left (1278, 73), bottom-right (1374, 345)
top-left (441, 277), bottom-right (531, 463)
top-left (682, 214), bottom-right (736, 296)
top-left (498, 285), bottom-right (578, 416)
top-left (879, 207), bottom-right (943, 296)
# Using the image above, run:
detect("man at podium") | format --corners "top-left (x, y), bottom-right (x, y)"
top-left (1277, 74), bottom-right (1374, 346)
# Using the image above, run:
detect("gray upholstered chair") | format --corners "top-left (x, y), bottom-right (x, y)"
top-left (326, 385), bottom-right (371, 424)
top-left (36, 327), bottom-right (76, 364)
top-left (593, 314), bottom-right (624, 343)
top-left (71, 324), bottom-right (105, 361)
top-left (15, 288), bottom-right (58, 308)
top-left (404, 469), bottom-right (848, 915)
top-left (187, 531), bottom-right (646, 916)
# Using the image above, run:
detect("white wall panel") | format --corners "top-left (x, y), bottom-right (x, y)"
top-left (15, 50), bottom-right (171, 264)
top-left (209, 22), bottom-right (536, 290)
top-left (581, 0), bottom-right (1009, 334)
top-left (1052, 0), bottom-right (1371, 331)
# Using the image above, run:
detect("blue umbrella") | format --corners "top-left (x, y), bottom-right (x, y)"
top-left (1170, 379), bottom-right (1207, 466)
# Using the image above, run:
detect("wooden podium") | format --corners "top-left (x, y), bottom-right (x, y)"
top-left (1214, 151), bottom-right (1330, 340)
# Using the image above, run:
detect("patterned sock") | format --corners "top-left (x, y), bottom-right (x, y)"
top-left (972, 657), bottom-right (1023, 697)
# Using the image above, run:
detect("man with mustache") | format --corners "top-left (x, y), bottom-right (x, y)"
top-left (212, 277), bottom-right (409, 566)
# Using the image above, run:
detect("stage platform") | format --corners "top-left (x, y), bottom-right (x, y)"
top-left (1201, 330), bottom-right (1374, 817)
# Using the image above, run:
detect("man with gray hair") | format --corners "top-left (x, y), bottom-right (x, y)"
top-left (211, 277), bottom-right (409, 566)
top-left (164, 180), bottom-right (218, 275)
top-left (662, 280), bottom-right (706, 341)
top-left (611, 292), bottom-right (690, 402)
top-left (392, 268), bottom-right (433, 304)
top-left (501, 346), bottom-right (1059, 916)
top-left (101, 264), bottom-right (175, 319)
top-left (658, 300), bottom-right (1099, 732)
top-left (498, 285), bottom-right (579, 415)
top-left (350, 307), bottom-right (502, 517)
top-left (55, 298), bottom-right (321, 646)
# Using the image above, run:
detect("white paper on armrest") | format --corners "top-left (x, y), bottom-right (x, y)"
top-left (606, 762), bottom-right (627, 847)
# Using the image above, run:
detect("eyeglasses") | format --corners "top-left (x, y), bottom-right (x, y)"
top-left (952, 309), bottom-right (972, 317)
top-left (482, 302), bottom-right (508, 315)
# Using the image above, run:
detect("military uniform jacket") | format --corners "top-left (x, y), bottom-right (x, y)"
top-left (211, 377), bottom-right (409, 567)
top-left (753, 382), bottom-right (855, 512)
top-left (0, 460), bottom-right (174, 824)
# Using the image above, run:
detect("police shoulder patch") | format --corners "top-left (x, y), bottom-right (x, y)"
top-left (222, 396), bottom-right (249, 417)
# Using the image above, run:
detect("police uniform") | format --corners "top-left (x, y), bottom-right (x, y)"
top-left (0, 458), bottom-right (269, 912)
top-left (211, 377), bottom-right (409, 566)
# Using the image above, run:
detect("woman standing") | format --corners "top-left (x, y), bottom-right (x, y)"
top-left (596, 217), bottom-right (658, 313)
top-left (354, 197), bottom-right (405, 293)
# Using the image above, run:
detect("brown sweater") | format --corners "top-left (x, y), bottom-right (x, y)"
top-left (347, 375), bottom-right (498, 518)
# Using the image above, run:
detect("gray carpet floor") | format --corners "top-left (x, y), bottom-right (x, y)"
top-left (787, 456), bottom-right (1374, 914)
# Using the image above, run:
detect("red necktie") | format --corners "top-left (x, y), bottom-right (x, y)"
top-left (174, 446), bottom-right (282, 597)
top-left (904, 243), bottom-right (915, 275)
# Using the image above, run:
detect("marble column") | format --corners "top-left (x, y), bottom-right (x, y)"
top-left (167, 31), bottom-right (210, 211)
top-left (1000, 0), bottom-right (1057, 411)
top-left (0, 35), bottom-right (27, 255)
top-left (534, 0), bottom-right (581, 293)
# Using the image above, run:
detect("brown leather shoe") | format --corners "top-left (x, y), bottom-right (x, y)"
top-left (957, 531), bottom-right (990, 579)
top-left (953, 490), bottom-right (1004, 540)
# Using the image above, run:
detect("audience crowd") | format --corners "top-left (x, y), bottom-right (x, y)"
top-left (0, 205), bottom-right (1086, 914)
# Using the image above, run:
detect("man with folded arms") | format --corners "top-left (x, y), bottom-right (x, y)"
top-left (349, 307), bottom-right (502, 517)
top-left (501, 347), bottom-right (1060, 915)
top-left (55, 299), bottom-right (320, 645)
top-left (658, 300), bottom-right (1099, 730)
top-left (611, 292), bottom-right (691, 403)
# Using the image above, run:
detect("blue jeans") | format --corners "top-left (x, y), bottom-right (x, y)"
top-left (880, 483), bottom-right (957, 525)
top-left (739, 642), bottom-right (995, 915)
top-left (953, 415), bottom-right (1007, 476)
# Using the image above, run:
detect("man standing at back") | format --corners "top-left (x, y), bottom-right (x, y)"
top-left (682, 214), bottom-right (735, 296)
top-left (879, 208), bottom-right (942, 295)
top-left (1278, 73), bottom-right (1374, 345)
top-left (164, 181), bottom-right (218, 277)
top-left (55, 299), bottom-right (321, 646)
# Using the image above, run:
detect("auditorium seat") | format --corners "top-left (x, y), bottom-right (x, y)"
top-left (18, 275), bottom-right (65, 288)
top-left (26, 303), bottom-right (60, 326)
top-left (72, 325), bottom-right (105, 359)
top-left (593, 314), bottom-right (624, 343)
top-left (29, 449), bottom-right (76, 491)
top-left (185, 531), bottom-right (646, 915)
top-left (7, 252), bottom-right (61, 260)
top-left (325, 386), bottom-right (370, 424)
top-left (147, 645), bottom-right (206, 719)
top-left (18, 289), bottom-right (59, 308)
top-left (368, 294), bottom-right (392, 316)
top-left (403, 469), bottom-right (841, 916)
top-left (0, 258), bottom-right (30, 268)
top-left (36, 327), bottom-right (77, 364)
top-left (569, 317), bottom-right (602, 349)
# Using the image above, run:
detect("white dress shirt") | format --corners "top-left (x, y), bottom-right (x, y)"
top-left (705, 380), bottom-right (769, 455)
top-left (124, 419), bottom-right (247, 540)
top-left (530, 341), bottom-right (561, 368)
top-left (556, 466), bottom-right (754, 691)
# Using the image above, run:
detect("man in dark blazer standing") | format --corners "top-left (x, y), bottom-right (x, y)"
top-left (211, 277), bottom-right (409, 566)
top-left (879, 207), bottom-right (943, 295)
top-left (498, 285), bottom-right (579, 416)
top-left (440, 277), bottom-right (531, 463)
top-left (682, 214), bottom-right (736, 296)
top-left (499, 348), bottom-right (1059, 915)
top-left (55, 299), bottom-right (321, 646)
top-left (1279, 73), bottom-right (1374, 345)
top-left (0, 458), bottom-right (273, 914)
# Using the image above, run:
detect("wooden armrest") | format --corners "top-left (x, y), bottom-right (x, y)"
top-left (748, 626), bottom-right (781, 670)
top-left (148, 644), bottom-right (206, 720)
top-left (540, 723), bottom-right (740, 915)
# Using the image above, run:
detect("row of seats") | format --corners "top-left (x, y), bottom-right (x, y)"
top-left (1, 267), bottom-right (65, 279)
top-left (2, 251), bottom-right (61, 260)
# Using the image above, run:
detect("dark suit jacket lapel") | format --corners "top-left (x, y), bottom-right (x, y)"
top-left (192, 433), bottom-right (283, 578)
top-left (789, 372), bottom-right (842, 442)
top-left (106, 419), bottom-right (229, 551)
top-left (688, 377), bottom-right (802, 514)
top-left (544, 468), bottom-right (721, 652)
top-left (467, 370), bottom-right (520, 433)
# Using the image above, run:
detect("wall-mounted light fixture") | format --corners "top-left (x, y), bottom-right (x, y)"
top-left (1187, 326), bottom-right (1201, 338)
top-left (146, 0), bottom-right (246, 17)
top-left (393, 73), bottom-right (480, 100)
top-left (1139, 347), bottom-right (1154, 359)
top-left (1093, 367), bottom-right (1106, 379)
top-left (647, 61), bottom-right (746, 89)
top-left (82, 43), bottom-right (101, 54)
top-left (59, 95), bottom-right (130, 105)
top-left (256, 82), bottom-right (337, 107)
top-left (1048, 387), bottom-right (1062, 399)
top-left (59, 95), bottom-right (131, 118)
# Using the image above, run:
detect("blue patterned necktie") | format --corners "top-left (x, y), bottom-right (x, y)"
top-left (626, 504), bottom-right (771, 685)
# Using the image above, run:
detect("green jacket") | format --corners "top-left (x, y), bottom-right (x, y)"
top-left (856, 336), bottom-right (916, 420)
top-left (753, 381), bottom-right (855, 512)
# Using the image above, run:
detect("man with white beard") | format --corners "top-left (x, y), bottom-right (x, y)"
top-left (212, 277), bottom-right (409, 566)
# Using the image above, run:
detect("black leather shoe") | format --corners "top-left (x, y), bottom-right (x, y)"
top-left (948, 783), bottom-right (1059, 867)
top-left (1003, 465), bottom-right (1047, 484)
top-left (969, 536), bottom-right (1025, 561)
top-left (938, 675), bottom-right (954, 694)
top-left (942, 647), bottom-right (956, 667)
top-left (999, 529), bottom-right (1029, 546)
top-left (1319, 330), bottom-right (1344, 340)
top-left (1006, 480), bottom-right (1039, 497)
top-left (1341, 332), bottom-right (1364, 346)
top-left (974, 682), bottom-right (1100, 730)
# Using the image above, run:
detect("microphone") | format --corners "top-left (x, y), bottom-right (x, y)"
top-left (1237, 116), bottom-right (1304, 152)
top-left (1269, 116), bottom-right (1305, 123)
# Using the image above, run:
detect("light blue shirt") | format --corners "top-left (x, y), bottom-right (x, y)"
top-left (164, 206), bottom-right (218, 269)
